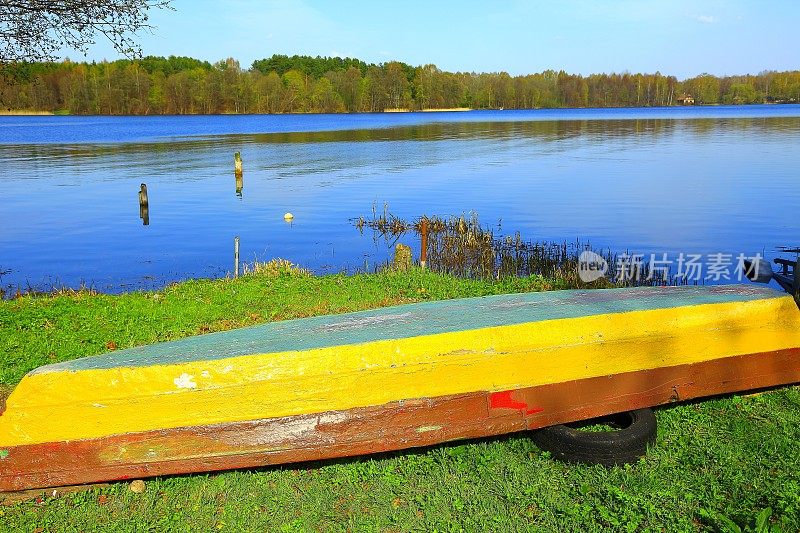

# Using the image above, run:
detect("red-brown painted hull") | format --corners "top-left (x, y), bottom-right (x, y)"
top-left (2, 347), bottom-right (798, 493)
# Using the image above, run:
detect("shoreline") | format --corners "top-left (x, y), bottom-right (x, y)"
top-left (385, 107), bottom-right (473, 113)
top-left (3, 102), bottom-right (797, 118)
top-left (0, 110), bottom-right (54, 116)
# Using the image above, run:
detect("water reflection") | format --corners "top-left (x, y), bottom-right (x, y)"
top-left (3, 117), bottom-right (800, 166)
top-left (0, 112), bottom-right (798, 292)
top-left (1, 117), bottom-right (798, 191)
top-left (235, 173), bottom-right (243, 198)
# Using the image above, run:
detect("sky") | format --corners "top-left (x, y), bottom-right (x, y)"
top-left (75, 0), bottom-right (800, 79)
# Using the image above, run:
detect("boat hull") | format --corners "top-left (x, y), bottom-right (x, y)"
top-left (2, 285), bottom-right (799, 491)
top-left (3, 347), bottom-right (800, 492)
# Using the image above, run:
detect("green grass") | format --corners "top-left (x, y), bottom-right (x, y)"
top-left (1, 268), bottom-right (799, 531)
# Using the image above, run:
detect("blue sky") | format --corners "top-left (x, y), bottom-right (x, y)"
top-left (77, 0), bottom-right (800, 79)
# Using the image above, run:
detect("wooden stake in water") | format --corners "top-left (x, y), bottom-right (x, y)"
top-left (234, 152), bottom-right (243, 197)
top-left (234, 152), bottom-right (243, 176)
top-left (138, 183), bottom-right (149, 226)
top-left (234, 236), bottom-right (240, 278)
top-left (420, 217), bottom-right (428, 269)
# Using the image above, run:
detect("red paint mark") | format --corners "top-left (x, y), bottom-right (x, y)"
top-left (489, 390), bottom-right (543, 415)
top-left (490, 390), bottom-right (526, 410)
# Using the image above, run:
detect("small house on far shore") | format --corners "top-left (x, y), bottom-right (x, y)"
top-left (676, 94), bottom-right (695, 105)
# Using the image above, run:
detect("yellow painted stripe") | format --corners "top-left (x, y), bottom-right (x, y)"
top-left (2, 296), bottom-right (799, 446)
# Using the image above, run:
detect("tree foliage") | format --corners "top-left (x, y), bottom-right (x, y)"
top-left (0, 0), bottom-right (172, 63)
top-left (252, 54), bottom-right (371, 78)
top-left (1, 53), bottom-right (799, 114)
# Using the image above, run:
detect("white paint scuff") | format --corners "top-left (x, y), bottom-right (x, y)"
top-left (174, 373), bottom-right (197, 390)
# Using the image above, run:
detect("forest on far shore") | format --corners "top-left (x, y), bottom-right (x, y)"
top-left (2, 54), bottom-right (799, 115)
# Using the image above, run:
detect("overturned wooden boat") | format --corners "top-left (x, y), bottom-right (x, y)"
top-left (2, 284), bottom-right (800, 492)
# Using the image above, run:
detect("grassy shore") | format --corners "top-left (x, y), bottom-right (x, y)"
top-left (1, 267), bottom-right (799, 531)
top-left (382, 108), bottom-right (472, 113)
top-left (0, 110), bottom-right (54, 116)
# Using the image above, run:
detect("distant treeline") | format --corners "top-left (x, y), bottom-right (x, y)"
top-left (1, 54), bottom-right (799, 115)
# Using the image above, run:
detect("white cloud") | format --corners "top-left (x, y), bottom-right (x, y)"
top-left (330, 50), bottom-right (354, 59)
top-left (694, 15), bottom-right (717, 24)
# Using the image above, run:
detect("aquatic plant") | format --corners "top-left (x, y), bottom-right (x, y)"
top-left (241, 259), bottom-right (309, 278)
top-left (353, 209), bottom-right (681, 287)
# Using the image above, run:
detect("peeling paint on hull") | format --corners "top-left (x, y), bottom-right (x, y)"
top-left (1, 285), bottom-right (799, 492)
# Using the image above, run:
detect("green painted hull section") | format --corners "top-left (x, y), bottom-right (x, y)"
top-left (34, 284), bottom-right (782, 374)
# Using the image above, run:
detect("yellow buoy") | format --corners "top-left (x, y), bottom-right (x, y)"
top-left (283, 212), bottom-right (294, 221)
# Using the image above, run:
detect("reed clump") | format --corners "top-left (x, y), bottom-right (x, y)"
top-left (5, 283), bottom-right (99, 300)
top-left (353, 209), bottom-right (679, 288)
top-left (241, 259), bottom-right (309, 277)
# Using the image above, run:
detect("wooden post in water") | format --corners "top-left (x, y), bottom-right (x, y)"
top-left (234, 152), bottom-right (243, 197)
top-left (138, 184), bottom-right (149, 226)
top-left (420, 218), bottom-right (428, 269)
top-left (234, 236), bottom-right (240, 278)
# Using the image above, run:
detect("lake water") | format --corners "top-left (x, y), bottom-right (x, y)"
top-left (1, 106), bottom-right (799, 293)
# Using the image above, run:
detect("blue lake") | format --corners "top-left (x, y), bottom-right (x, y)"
top-left (1, 106), bottom-right (799, 292)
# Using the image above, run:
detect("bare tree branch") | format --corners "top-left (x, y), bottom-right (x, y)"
top-left (0, 1), bottom-right (173, 63)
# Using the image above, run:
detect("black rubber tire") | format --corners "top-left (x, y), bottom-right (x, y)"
top-left (530, 408), bottom-right (657, 466)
